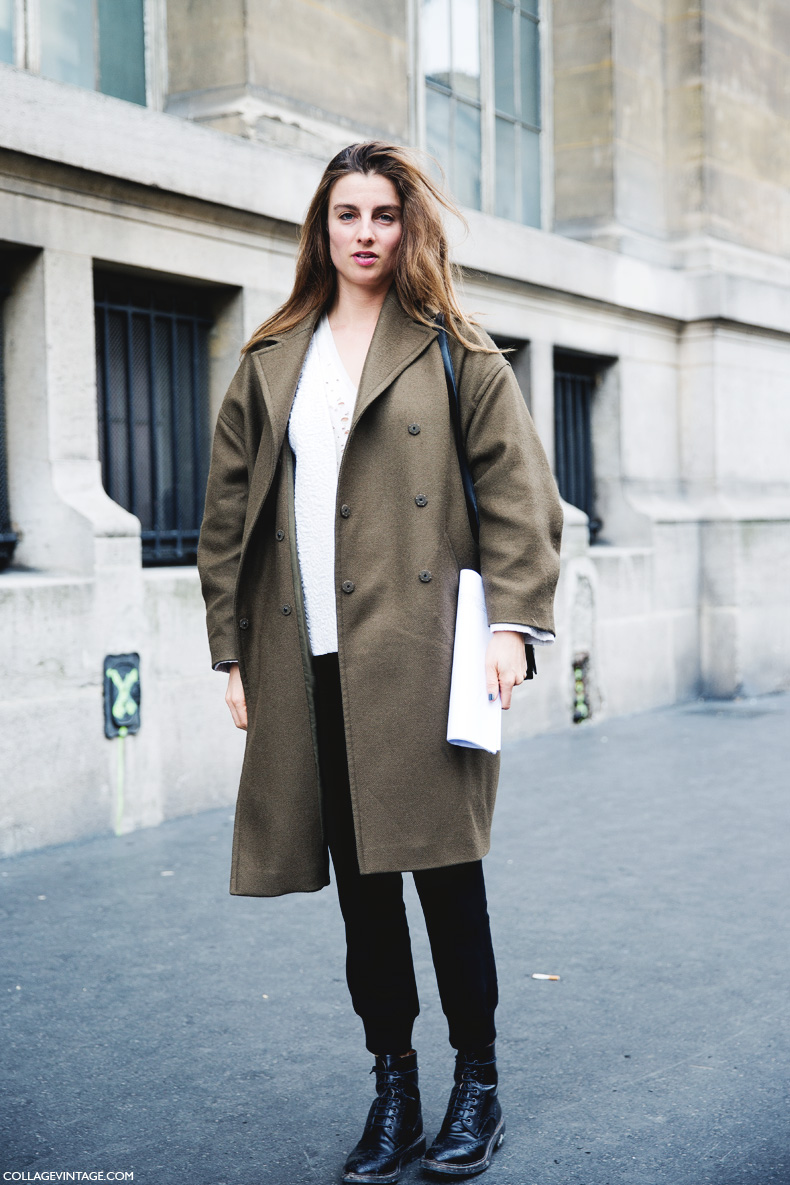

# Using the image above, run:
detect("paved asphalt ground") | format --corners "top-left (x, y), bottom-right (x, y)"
top-left (2, 695), bottom-right (789, 1185)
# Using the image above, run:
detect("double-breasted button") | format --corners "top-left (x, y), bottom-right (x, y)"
top-left (418, 570), bottom-right (432, 583)
top-left (408, 423), bottom-right (421, 435)
top-left (342, 580), bottom-right (356, 594)
top-left (239, 617), bottom-right (249, 630)
top-left (275, 528), bottom-right (285, 541)
top-left (281, 604), bottom-right (292, 616)
top-left (415, 493), bottom-right (428, 507)
top-left (340, 504), bottom-right (351, 518)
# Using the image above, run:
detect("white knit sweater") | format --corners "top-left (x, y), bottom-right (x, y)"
top-left (287, 315), bottom-right (356, 655)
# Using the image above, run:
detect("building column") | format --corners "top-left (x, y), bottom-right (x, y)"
top-left (4, 248), bottom-right (139, 574)
top-left (529, 337), bottom-right (555, 469)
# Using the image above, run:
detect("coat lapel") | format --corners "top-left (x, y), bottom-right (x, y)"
top-left (242, 311), bottom-right (320, 546)
top-left (353, 287), bottom-right (438, 429)
top-left (241, 290), bottom-right (437, 545)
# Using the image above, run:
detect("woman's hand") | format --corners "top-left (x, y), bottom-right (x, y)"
top-left (485, 631), bottom-right (528, 710)
top-left (226, 664), bottom-right (248, 731)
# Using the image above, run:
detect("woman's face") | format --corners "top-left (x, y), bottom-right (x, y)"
top-left (327, 172), bottom-right (403, 294)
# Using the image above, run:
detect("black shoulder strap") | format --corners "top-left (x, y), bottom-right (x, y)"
top-left (434, 315), bottom-right (536, 679)
top-left (435, 314), bottom-right (479, 545)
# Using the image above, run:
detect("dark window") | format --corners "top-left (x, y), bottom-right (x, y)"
top-left (0, 285), bottom-right (18, 571)
top-left (554, 352), bottom-right (603, 542)
top-left (95, 275), bottom-right (212, 566)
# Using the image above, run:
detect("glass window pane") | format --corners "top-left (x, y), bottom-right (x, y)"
top-left (453, 99), bottom-right (481, 209)
top-left (520, 125), bottom-right (541, 227)
top-left (519, 12), bottom-right (540, 128)
top-left (450, 0), bottom-right (480, 100)
top-left (0, 0), bottom-right (14, 65)
top-left (426, 85), bottom-right (452, 185)
top-left (98, 0), bottom-right (146, 105)
top-left (423, 0), bottom-right (451, 88)
top-left (493, 1), bottom-right (515, 116)
top-left (495, 117), bottom-right (517, 221)
top-left (519, 0), bottom-right (539, 15)
top-left (40, 0), bottom-right (96, 90)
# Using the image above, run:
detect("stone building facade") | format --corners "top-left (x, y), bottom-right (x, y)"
top-left (1, 0), bottom-right (788, 856)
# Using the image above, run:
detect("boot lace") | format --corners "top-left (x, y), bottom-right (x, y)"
top-left (368, 1067), bottom-right (409, 1134)
top-left (446, 1066), bottom-right (483, 1127)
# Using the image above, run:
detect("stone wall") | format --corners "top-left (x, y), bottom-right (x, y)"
top-left (553, 0), bottom-right (790, 260)
top-left (165, 0), bottom-right (410, 156)
top-left (703, 0), bottom-right (790, 256)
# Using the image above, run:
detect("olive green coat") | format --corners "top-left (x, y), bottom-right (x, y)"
top-left (197, 289), bottom-right (562, 897)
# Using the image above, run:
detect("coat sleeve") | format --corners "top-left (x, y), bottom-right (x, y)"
top-left (464, 359), bottom-right (563, 634)
top-left (197, 356), bottom-right (257, 669)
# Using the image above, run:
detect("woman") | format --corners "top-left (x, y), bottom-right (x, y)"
top-left (197, 141), bottom-right (562, 1182)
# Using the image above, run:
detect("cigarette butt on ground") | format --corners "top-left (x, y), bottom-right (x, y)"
top-left (531, 973), bottom-right (561, 981)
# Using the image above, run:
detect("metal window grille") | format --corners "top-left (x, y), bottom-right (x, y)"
top-left (554, 368), bottom-right (601, 542)
top-left (0, 286), bottom-right (18, 572)
top-left (95, 278), bottom-right (212, 565)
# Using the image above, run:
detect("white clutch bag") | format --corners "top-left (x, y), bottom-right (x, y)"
top-left (446, 569), bottom-right (501, 754)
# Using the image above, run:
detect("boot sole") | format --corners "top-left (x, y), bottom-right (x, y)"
top-left (420, 1118), bottom-right (505, 1177)
top-left (342, 1131), bottom-right (427, 1184)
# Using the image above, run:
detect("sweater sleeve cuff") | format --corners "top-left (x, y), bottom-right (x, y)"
top-left (490, 623), bottom-right (555, 645)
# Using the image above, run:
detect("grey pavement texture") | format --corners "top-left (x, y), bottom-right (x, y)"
top-left (2, 695), bottom-right (789, 1185)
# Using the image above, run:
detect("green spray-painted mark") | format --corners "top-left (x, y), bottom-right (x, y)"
top-left (114, 725), bottom-right (128, 836)
top-left (106, 667), bottom-right (139, 722)
top-left (573, 656), bottom-right (591, 724)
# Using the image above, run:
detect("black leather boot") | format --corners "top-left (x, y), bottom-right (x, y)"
top-left (421, 1046), bottom-right (504, 1177)
top-left (342, 1051), bottom-right (426, 1183)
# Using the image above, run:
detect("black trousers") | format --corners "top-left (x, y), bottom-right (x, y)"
top-left (312, 653), bottom-right (498, 1054)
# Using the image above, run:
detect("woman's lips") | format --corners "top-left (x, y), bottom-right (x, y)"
top-left (353, 252), bottom-right (378, 267)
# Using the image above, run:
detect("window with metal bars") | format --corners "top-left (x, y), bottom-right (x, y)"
top-left (554, 354), bottom-right (602, 542)
top-left (94, 274), bottom-right (212, 566)
top-left (0, 285), bottom-right (18, 571)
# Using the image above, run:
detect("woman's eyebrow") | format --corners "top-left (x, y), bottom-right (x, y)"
top-left (331, 203), bottom-right (402, 213)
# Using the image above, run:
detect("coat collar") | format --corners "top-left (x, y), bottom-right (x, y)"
top-left (251, 286), bottom-right (438, 441)
top-left (351, 286), bottom-right (439, 427)
top-left (242, 289), bottom-right (438, 547)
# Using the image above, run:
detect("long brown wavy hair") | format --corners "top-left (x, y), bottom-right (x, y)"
top-left (242, 141), bottom-right (495, 354)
